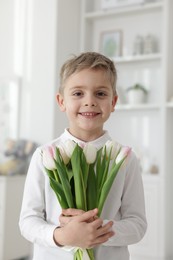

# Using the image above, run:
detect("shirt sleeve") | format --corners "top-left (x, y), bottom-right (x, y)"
top-left (19, 148), bottom-right (58, 248)
top-left (102, 152), bottom-right (147, 247)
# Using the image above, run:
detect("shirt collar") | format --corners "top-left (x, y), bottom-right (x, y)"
top-left (60, 128), bottom-right (112, 149)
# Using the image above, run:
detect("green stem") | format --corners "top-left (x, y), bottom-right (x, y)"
top-left (87, 248), bottom-right (95, 260)
top-left (74, 248), bottom-right (94, 260)
top-left (53, 169), bottom-right (59, 182)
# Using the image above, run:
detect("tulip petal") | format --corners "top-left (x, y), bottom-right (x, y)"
top-left (83, 143), bottom-right (97, 164)
top-left (116, 146), bottom-right (131, 164)
top-left (57, 145), bottom-right (70, 165)
top-left (63, 140), bottom-right (77, 158)
top-left (42, 146), bottom-right (56, 170)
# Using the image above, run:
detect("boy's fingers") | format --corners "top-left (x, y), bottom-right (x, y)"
top-left (96, 221), bottom-right (113, 236)
top-left (62, 208), bottom-right (85, 216)
top-left (91, 231), bottom-right (115, 247)
top-left (77, 208), bottom-right (98, 222)
top-left (90, 217), bottom-right (103, 229)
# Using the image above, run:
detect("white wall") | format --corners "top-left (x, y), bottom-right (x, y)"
top-left (0, 0), bottom-right (15, 77)
top-left (0, 0), bottom-right (80, 145)
top-left (19, 0), bottom-right (58, 144)
top-left (53, 0), bottom-right (81, 138)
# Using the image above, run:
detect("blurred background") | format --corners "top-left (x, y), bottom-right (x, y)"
top-left (0, 0), bottom-right (173, 259)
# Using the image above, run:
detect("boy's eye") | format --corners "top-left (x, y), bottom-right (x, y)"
top-left (73, 91), bottom-right (83, 96)
top-left (96, 91), bottom-right (107, 97)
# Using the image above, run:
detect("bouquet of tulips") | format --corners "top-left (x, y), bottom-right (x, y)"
top-left (42, 139), bottom-right (131, 260)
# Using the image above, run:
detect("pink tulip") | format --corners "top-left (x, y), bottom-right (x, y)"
top-left (115, 146), bottom-right (131, 164)
top-left (42, 146), bottom-right (56, 170)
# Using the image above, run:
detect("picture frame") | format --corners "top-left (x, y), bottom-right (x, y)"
top-left (99, 30), bottom-right (123, 58)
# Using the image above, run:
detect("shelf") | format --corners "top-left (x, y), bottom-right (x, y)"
top-left (166, 102), bottom-right (173, 108)
top-left (142, 173), bottom-right (160, 183)
top-left (116, 104), bottom-right (161, 111)
top-left (112, 53), bottom-right (162, 64)
top-left (84, 2), bottom-right (163, 20)
top-left (82, 0), bottom-right (173, 258)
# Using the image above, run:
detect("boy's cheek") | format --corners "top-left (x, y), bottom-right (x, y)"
top-left (57, 103), bottom-right (66, 112)
top-left (60, 105), bottom-right (66, 112)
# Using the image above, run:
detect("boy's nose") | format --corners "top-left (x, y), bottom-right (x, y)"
top-left (85, 103), bottom-right (97, 107)
top-left (84, 94), bottom-right (97, 107)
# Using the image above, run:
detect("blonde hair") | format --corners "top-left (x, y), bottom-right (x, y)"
top-left (59, 52), bottom-right (117, 95)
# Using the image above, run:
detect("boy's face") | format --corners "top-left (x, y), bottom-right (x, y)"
top-left (57, 68), bottom-right (117, 141)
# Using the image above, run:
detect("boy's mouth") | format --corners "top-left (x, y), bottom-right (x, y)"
top-left (79, 112), bottom-right (100, 117)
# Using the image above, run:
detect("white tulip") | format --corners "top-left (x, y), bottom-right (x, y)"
top-left (57, 145), bottom-right (70, 165)
top-left (42, 146), bottom-right (56, 170)
top-left (104, 140), bottom-right (121, 160)
top-left (63, 140), bottom-right (77, 158)
top-left (83, 143), bottom-right (97, 164)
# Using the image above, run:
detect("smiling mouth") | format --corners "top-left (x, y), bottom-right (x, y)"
top-left (79, 112), bottom-right (100, 117)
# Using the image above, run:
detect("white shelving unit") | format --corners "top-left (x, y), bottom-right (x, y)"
top-left (0, 175), bottom-right (30, 260)
top-left (80, 0), bottom-right (173, 259)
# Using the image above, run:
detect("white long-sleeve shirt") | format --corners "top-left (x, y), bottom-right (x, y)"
top-left (19, 129), bottom-right (147, 260)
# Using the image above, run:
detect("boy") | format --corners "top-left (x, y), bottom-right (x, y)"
top-left (19, 52), bottom-right (147, 260)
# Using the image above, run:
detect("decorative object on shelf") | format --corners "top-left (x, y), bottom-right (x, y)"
top-left (133, 34), bottom-right (158, 56)
top-left (99, 30), bottom-right (122, 58)
top-left (126, 83), bottom-right (148, 104)
top-left (133, 35), bottom-right (144, 55)
top-left (149, 163), bottom-right (159, 174)
top-left (101, 0), bottom-right (145, 10)
top-left (0, 139), bottom-right (38, 176)
top-left (143, 34), bottom-right (158, 54)
top-left (141, 153), bottom-right (159, 175)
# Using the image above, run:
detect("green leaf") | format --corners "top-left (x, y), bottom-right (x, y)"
top-left (99, 159), bottom-right (110, 191)
top-left (55, 160), bottom-right (75, 208)
top-left (70, 176), bottom-right (76, 204)
top-left (45, 168), bottom-right (55, 179)
top-left (97, 146), bottom-right (113, 203)
top-left (81, 152), bottom-right (89, 189)
top-left (55, 147), bottom-right (62, 165)
top-left (54, 151), bottom-right (68, 180)
top-left (49, 177), bottom-right (68, 208)
top-left (87, 249), bottom-right (95, 260)
top-left (65, 161), bottom-right (74, 182)
top-left (96, 148), bottom-right (104, 189)
top-left (71, 145), bottom-right (87, 210)
top-left (98, 158), bottom-right (125, 216)
top-left (86, 164), bottom-right (97, 210)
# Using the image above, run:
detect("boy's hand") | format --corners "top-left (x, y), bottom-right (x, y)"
top-left (59, 208), bottom-right (85, 226)
top-left (54, 208), bottom-right (114, 248)
top-left (59, 208), bottom-right (96, 226)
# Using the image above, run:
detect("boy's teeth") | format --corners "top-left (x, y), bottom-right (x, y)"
top-left (82, 112), bottom-right (96, 116)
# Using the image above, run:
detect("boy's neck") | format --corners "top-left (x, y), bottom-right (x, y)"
top-left (67, 128), bottom-right (105, 142)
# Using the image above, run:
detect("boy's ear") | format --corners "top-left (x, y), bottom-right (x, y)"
top-left (111, 95), bottom-right (118, 112)
top-left (56, 93), bottom-right (66, 112)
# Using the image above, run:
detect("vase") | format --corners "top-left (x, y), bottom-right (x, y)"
top-left (127, 89), bottom-right (146, 104)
